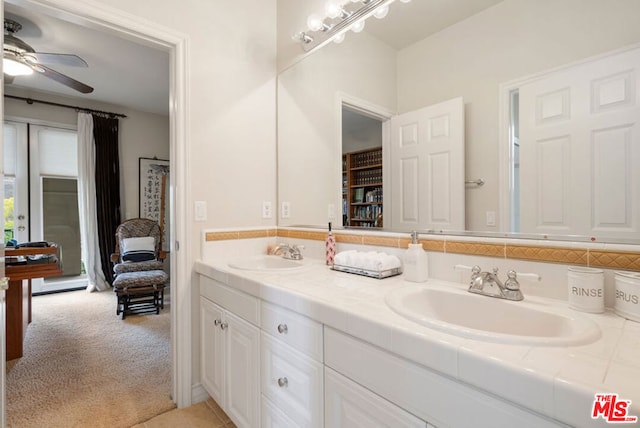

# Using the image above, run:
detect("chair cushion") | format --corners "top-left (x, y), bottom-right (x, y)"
top-left (113, 270), bottom-right (168, 290)
top-left (121, 237), bottom-right (156, 262)
top-left (114, 260), bottom-right (164, 274)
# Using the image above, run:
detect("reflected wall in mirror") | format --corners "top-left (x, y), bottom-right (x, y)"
top-left (277, 0), bottom-right (640, 243)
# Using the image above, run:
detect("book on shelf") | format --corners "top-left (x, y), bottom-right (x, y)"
top-left (354, 188), bottom-right (364, 203)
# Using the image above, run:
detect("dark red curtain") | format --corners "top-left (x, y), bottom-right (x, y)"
top-left (93, 114), bottom-right (121, 285)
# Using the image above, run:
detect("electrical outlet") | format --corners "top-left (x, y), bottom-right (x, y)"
top-left (281, 202), bottom-right (290, 219)
top-left (486, 211), bottom-right (496, 227)
top-left (194, 201), bottom-right (207, 221)
top-left (262, 201), bottom-right (272, 219)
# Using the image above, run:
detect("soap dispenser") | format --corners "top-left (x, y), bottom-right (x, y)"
top-left (403, 231), bottom-right (428, 282)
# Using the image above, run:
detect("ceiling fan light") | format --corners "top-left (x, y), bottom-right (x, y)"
top-left (3, 57), bottom-right (33, 76)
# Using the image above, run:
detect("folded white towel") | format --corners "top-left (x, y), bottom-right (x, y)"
top-left (334, 250), bottom-right (401, 272)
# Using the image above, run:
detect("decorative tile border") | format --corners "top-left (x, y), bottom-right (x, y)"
top-left (205, 227), bottom-right (640, 271)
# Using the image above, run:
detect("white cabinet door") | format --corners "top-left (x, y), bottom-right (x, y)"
top-left (389, 97), bottom-right (465, 231)
top-left (200, 298), bottom-right (225, 406)
top-left (225, 310), bottom-right (260, 428)
top-left (325, 368), bottom-right (426, 428)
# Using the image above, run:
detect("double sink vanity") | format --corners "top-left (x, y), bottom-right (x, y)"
top-left (195, 252), bottom-right (639, 428)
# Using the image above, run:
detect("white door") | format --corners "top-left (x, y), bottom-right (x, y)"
top-left (389, 97), bottom-right (465, 231)
top-left (3, 121), bottom-right (29, 244)
top-left (29, 125), bottom-right (85, 293)
top-left (225, 311), bottom-right (260, 428)
top-left (519, 47), bottom-right (640, 238)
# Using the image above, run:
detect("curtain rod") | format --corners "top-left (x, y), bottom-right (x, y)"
top-left (4, 94), bottom-right (127, 118)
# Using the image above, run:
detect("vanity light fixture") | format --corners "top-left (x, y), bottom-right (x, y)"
top-left (296, 0), bottom-right (400, 53)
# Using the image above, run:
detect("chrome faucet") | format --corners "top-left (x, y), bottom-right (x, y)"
top-left (270, 243), bottom-right (304, 260)
top-left (468, 266), bottom-right (525, 301)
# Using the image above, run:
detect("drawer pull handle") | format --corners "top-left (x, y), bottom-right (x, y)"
top-left (220, 322), bottom-right (228, 330)
top-left (277, 324), bottom-right (288, 334)
top-left (277, 377), bottom-right (288, 388)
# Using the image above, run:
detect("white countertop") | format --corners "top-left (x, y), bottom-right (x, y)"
top-left (195, 257), bottom-right (640, 427)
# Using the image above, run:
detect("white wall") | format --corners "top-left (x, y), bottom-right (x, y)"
top-left (397, 0), bottom-right (640, 231)
top-left (278, 31), bottom-right (396, 227)
top-left (4, 86), bottom-right (169, 220)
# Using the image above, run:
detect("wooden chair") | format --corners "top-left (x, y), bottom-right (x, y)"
top-left (111, 218), bottom-right (168, 319)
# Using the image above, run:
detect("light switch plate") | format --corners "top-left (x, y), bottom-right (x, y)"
top-left (195, 201), bottom-right (207, 221)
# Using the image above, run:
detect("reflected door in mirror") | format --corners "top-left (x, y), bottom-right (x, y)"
top-left (518, 47), bottom-right (640, 239)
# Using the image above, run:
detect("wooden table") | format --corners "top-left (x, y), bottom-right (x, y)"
top-left (5, 246), bottom-right (62, 360)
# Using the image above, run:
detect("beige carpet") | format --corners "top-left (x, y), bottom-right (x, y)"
top-left (6, 289), bottom-right (174, 428)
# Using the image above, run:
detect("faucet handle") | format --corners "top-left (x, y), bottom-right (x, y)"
top-left (505, 270), bottom-right (520, 291)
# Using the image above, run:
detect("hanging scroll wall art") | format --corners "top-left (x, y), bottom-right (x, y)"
top-left (139, 157), bottom-right (170, 251)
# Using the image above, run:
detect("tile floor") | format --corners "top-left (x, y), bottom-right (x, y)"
top-left (134, 397), bottom-right (236, 428)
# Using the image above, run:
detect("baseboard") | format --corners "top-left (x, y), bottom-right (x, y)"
top-left (191, 383), bottom-right (209, 404)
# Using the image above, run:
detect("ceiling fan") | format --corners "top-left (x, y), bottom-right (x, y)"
top-left (3, 18), bottom-right (93, 94)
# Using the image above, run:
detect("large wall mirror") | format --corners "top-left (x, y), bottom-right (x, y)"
top-left (277, 0), bottom-right (640, 243)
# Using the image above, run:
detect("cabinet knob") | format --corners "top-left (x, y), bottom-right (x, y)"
top-left (220, 322), bottom-right (228, 330)
top-left (277, 323), bottom-right (288, 334)
top-left (277, 377), bottom-right (288, 388)
top-left (214, 319), bottom-right (222, 326)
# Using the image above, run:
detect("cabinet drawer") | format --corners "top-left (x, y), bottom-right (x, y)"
top-left (324, 328), bottom-right (562, 428)
top-left (262, 396), bottom-right (298, 428)
top-left (261, 333), bottom-right (324, 428)
top-left (200, 275), bottom-right (259, 325)
top-left (261, 301), bottom-right (323, 361)
top-left (325, 367), bottom-right (426, 428)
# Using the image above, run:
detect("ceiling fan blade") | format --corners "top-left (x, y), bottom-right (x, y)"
top-left (33, 53), bottom-right (88, 68)
top-left (36, 64), bottom-right (94, 94)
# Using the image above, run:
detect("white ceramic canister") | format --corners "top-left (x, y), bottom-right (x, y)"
top-left (614, 271), bottom-right (640, 322)
top-left (567, 266), bottom-right (604, 313)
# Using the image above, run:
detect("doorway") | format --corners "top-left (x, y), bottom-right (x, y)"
top-left (2, 0), bottom-right (190, 415)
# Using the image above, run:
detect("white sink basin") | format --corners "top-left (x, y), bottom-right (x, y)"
top-left (385, 284), bottom-right (601, 346)
top-left (228, 255), bottom-right (304, 271)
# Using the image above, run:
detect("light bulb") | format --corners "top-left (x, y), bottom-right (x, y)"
top-left (399, 0), bottom-right (411, 3)
top-left (373, 5), bottom-right (389, 19)
top-left (333, 33), bottom-right (346, 44)
top-left (325, 1), bottom-right (344, 19)
top-left (306, 14), bottom-right (324, 32)
top-left (351, 19), bottom-right (366, 33)
top-left (3, 57), bottom-right (33, 77)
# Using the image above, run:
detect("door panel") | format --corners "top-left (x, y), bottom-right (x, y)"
top-left (3, 121), bottom-right (28, 244)
top-left (519, 47), bottom-right (640, 238)
top-left (390, 97), bottom-right (465, 231)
